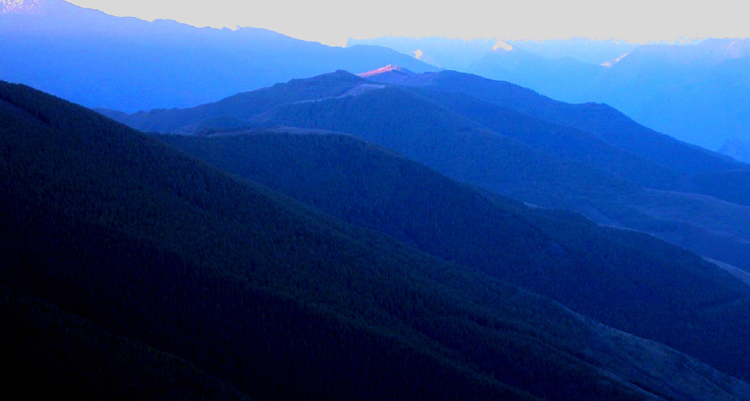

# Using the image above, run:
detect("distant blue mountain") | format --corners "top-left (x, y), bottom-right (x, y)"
top-left (348, 37), bottom-right (637, 69)
top-left (0, 0), bottom-right (436, 112)
top-left (581, 39), bottom-right (750, 149)
top-left (720, 137), bottom-right (750, 163)
top-left (355, 36), bottom-right (750, 150)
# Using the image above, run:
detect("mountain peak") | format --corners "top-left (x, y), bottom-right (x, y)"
top-left (358, 64), bottom-right (414, 78)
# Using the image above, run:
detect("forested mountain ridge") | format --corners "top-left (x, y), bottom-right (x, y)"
top-left (161, 128), bottom-right (750, 383)
top-left (8, 76), bottom-right (750, 400)
top-left (366, 36), bottom-right (750, 150)
top-left (364, 69), bottom-right (749, 177)
top-left (266, 79), bottom-right (750, 274)
top-left (109, 69), bottom-right (750, 276)
top-left (10, 81), bottom-right (750, 399)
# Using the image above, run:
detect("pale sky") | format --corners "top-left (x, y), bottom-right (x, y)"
top-left (65, 0), bottom-right (749, 47)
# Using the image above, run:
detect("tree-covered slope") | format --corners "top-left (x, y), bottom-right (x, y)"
top-left (366, 69), bottom-right (749, 177)
top-left (104, 69), bottom-right (750, 275)
top-left (102, 70), bottom-right (368, 133)
top-left (161, 129), bottom-right (750, 383)
top-left (0, 285), bottom-right (255, 401)
top-left (241, 80), bottom-right (750, 272)
top-left (8, 82), bottom-right (750, 400)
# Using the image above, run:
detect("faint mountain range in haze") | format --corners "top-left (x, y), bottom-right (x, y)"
top-left (354, 36), bottom-right (750, 150)
top-left (0, 0), bottom-right (436, 112)
top-left (348, 37), bottom-right (498, 70)
top-left (720, 137), bottom-right (750, 163)
top-left (348, 37), bottom-right (639, 69)
top-left (579, 38), bottom-right (750, 149)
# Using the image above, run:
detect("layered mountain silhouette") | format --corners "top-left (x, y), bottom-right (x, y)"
top-left (348, 37), bottom-right (639, 69)
top-left (103, 69), bottom-right (750, 277)
top-left (356, 36), bottom-right (750, 149)
top-left (720, 137), bottom-right (750, 163)
top-left (0, 0), bottom-right (435, 112)
top-left (8, 75), bottom-right (750, 400)
top-left (160, 127), bottom-right (750, 382)
top-left (7, 2), bottom-right (750, 398)
top-left (579, 39), bottom-right (750, 149)
top-left (6, 1), bottom-right (746, 149)
top-left (10, 80), bottom-right (750, 399)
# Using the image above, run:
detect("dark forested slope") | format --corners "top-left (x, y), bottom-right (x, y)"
top-left (8, 82), bottom-right (750, 400)
top-left (162, 129), bottom-right (750, 383)
top-left (104, 69), bottom-right (750, 276)
top-left (365, 69), bottom-right (749, 178)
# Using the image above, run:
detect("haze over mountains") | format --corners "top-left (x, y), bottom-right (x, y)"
top-left (353, 36), bottom-right (750, 150)
top-left (5, 0), bottom-right (748, 149)
top-left (5, 1), bottom-right (750, 399)
top-left (720, 137), bottom-right (750, 163)
top-left (0, 0), bottom-right (435, 112)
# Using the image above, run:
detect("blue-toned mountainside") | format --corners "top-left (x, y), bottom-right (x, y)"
top-left (579, 39), bottom-right (750, 149)
top-left (161, 128), bottom-right (750, 383)
top-left (720, 137), bottom-right (750, 163)
top-left (0, 0), bottom-right (435, 112)
top-left (8, 81), bottom-right (750, 400)
top-left (357, 36), bottom-right (750, 150)
top-left (348, 37), bottom-right (638, 69)
top-left (104, 69), bottom-right (750, 278)
top-left (469, 38), bottom-right (750, 149)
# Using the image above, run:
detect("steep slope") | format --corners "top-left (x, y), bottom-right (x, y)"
top-left (403, 87), bottom-right (685, 190)
top-left (103, 70), bottom-right (367, 132)
top-left (466, 46), bottom-right (603, 102)
top-left (0, 285), bottom-right (255, 401)
top-left (457, 38), bottom-right (750, 150)
top-left (161, 129), bottom-right (750, 383)
top-left (105, 70), bottom-right (750, 275)
top-left (10, 82), bottom-right (750, 400)
top-left (242, 77), bottom-right (750, 273)
top-left (370, 36), bottom-right (750, 150)
top-left (365, 69), bottom-right (750, 208)
top-left (582, 39), bottom-right (750, 149)
top-left (0, 0), bottom-right (435, 112)
top-left (365, 69), bottom-right (748, 177)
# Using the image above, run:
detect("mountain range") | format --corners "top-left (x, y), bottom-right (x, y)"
top-left (6, 0), bottom-right (748, 150)
top-left (5, 1), bottom-right (750, 399)
top-left (720, 137), bottom-right (750, 163)
top-left (353, 36), bottom-right (750, 150)
top-left (0, 0), bottom-right (435, 112)
top-left (5, 76), bottom-right (750, 401)
top-left (102, 68), bottom-right (750, 277)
